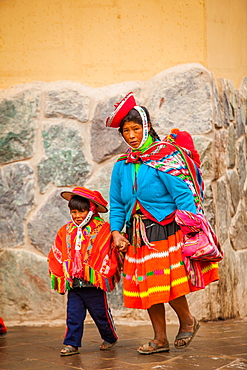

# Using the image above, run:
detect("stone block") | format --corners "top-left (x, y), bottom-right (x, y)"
top-left (239, 77), bottom-right (247, 126)
top-left (212, 80), bottom-right (223, 128)
top-left (0, 249), bottom-right (66, 325)
top-left (203, 180), bottom-right (215, 229)
top-left (28, 190), bottom-right (70, 256)
top-left (37, 123), bottom-right (91, 193)
top-left (147, 64), bottom-right (219, 135)
top-left (214, 129), bottom-right (227, 179)
top-left (226, 169), bottom-right (240, 215)
top-left (227, 124), bottom-right (236, 169)
top-left (244, 182), bottom-right (247, 210)
top-left (215, 177), bottom-right (231, 245)
top-left (184, 238), bottom-right (242, 321)
top-left (224, 79), bottom-right (236, 122)
top-left (91, 97), bottom-right (127, 163)
top-left (229, 200), bottom-right (247, 251)
top-left (235, 91), bottom-right (245, 139)
top-left (236, 137), bottom-right (246, 194)
top-left (239, 76), bottom-right (247, 99)
top-left (185, 281), bottom-right (222, 321)
top-left (217, 78), bottom-right (231, 127)
top-left (236, 251), bottom-right (247, 317)
top-left (193, 135), bottom-right (214, 179)
top-left (107, 279), bottom-right (124, 311)
top-left (0, 89), bottom-right (39, 164)
top-left (216, 239), bottom-right (240, 319)
top-left (0, 163), bottom-right (35, 248)
top-left (45, 89), bottom-right (90, 123)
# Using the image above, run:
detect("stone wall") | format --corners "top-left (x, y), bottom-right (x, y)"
top-left (0, 63), bottom-right (246, 326)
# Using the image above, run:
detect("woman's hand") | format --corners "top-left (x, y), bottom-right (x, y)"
top-left (112, 230), bottom-right (130, 252)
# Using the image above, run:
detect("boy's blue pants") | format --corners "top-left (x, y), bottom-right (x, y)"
top-left (63, 287), bottom-right (118, 348)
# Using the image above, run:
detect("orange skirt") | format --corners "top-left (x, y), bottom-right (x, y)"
top-left (123, 228), bottom-right (219, 309)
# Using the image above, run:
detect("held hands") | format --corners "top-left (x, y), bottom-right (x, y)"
top-left (112, 230), bottom-right (130, 252)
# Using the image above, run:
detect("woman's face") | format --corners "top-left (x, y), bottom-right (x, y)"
top-left (122, 121), bottom-right (144, 148)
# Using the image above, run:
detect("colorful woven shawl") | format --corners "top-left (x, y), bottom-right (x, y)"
top-left (48, 216), bottom-right (122, 293)
top-left (117, 139), bottom-right (204, 213)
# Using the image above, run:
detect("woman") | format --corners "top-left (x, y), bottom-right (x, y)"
top-left (105, 92), bottom-right (219, 354)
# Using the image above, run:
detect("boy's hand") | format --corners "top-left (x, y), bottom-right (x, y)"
top-left (112, 230), bottom-right (130, 252)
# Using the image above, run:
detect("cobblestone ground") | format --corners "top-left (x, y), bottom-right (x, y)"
top-left (0, 318), bottom-right (247, 370)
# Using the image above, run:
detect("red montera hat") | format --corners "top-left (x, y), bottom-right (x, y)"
top-left (105, 92), bottom-right (136, 128)
top-left (61, 186), bottom-right (108, 213)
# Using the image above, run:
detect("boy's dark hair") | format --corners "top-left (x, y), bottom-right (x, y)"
top-left (68, 195), bottom-right (90, 212)
top-left (118, 106), bottom-right (160, 141)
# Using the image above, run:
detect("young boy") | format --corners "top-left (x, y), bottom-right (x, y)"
top-left (48, 186), bottom-right (121, 356)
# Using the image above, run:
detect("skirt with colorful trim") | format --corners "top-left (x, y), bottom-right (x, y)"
top-left (123, 219), bottom-right (219, 309)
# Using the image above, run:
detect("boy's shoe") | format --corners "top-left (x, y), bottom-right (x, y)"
top-left (99, 340), bottom-right (117, 350)
top-left (60, 345), bottom-right (79, 356)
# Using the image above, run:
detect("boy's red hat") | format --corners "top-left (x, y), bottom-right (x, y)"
top-left (61, 186), bottom-right (108, 213)
top-left (105, 92), bottom-right (136, 128)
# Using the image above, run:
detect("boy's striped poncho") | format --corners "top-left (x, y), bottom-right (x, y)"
top-left (48, 216), bottom-right (122, 293)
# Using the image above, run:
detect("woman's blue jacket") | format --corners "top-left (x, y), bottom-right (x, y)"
top-left (109, 159), bottom-right (197, 232)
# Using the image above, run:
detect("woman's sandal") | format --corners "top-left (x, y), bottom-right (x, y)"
top-left (137, 342), bottom-right (170, 355)
top-left (174, 317), bottom-right (200, 349)
top-left (60, 345), bottom-right (79, 356)
top-left (99, 340), bottom-right (117, 350)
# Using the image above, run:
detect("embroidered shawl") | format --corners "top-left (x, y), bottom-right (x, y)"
top-left (48, 216), bottom-right (122, 293)
top-left (117, 140), bottom-right (204, 213)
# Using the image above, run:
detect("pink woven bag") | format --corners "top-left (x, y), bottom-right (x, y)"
top-left (175, 210), bottom-right (223, 262)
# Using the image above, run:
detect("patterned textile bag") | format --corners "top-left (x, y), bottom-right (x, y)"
top-left (175, 210), bottom-right (224, 262)
top-left (175, 210), bottom-right (223, 288)
top-left (169, 133), bottom-right (223, 263)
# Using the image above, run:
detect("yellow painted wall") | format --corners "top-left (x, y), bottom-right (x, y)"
top-left (206, 0), bottom-right (247, 88)
top-left (0, 0), bottom-right (246, 89)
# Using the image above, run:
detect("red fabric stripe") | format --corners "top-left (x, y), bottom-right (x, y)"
top-left (103, 292), bottom-right (118, 340)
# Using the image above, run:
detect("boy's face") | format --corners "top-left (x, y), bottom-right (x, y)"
top-left (70, 209), bottom-right (89, 225)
